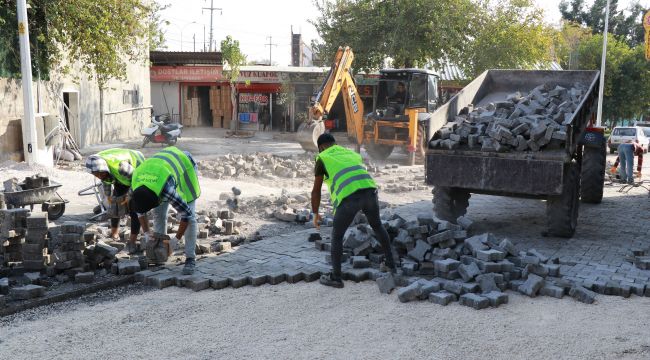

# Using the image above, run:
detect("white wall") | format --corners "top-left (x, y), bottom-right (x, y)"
top-left (151, 82), bottom-right (180, 116)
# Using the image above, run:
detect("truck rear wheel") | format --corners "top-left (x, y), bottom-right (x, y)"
top-left (366, 143), bottom-right (394, 160)
top-left (580, 142), bottom-right (606, 204)
top-left (433, 187), bottom-right (470, 223)
top-left (546, 162), bottom-right (580, 238)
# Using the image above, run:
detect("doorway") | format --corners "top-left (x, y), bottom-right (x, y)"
top-left (62, 91), bottom-right (80, 144)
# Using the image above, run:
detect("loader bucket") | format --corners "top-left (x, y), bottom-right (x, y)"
top-left (296, 120), bottom-right (325, 152)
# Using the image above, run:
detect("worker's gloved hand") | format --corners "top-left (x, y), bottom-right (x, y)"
top-left (610, 166), bottom-right (618, 174)
top-left (107, 196), bottom-right (114, 205)
top-left (635, 171), bottom-right (642, 178)
top-left (313, 213), bottom-right (321, 229)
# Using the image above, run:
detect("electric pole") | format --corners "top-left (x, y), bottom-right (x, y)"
top-left (596, 0), bottom-right (611, 127)
top-left (202, 0), bottom-right (222, 52)
top-left (266, 36), bottom-right (278, 66)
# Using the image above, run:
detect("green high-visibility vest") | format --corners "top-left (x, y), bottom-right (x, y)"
top-left (131, 147), bottom-right (201, 203)
top-left (316, 145), bottom-right (376, 210)
top-left (97, 148), bottom-right (145, 186)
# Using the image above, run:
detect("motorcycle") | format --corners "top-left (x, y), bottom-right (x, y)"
top-left (141, 113), bottom-right (182, 148)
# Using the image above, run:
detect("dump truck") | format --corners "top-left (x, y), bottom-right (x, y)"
top-left (425, 70), bottom-right (604, 238)
top-left (297, 47), bottom-right (439, 165)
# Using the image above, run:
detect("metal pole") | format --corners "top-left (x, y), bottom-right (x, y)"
top-left (208, 0), bottom-right (214, 51)
top-left (193, 34), bottom-right (196, 52)
top-left (17, 0), bottom-right (39, 165)
top-left (596, 0), bottom-right (611, 127)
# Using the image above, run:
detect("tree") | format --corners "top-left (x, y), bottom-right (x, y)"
top-left (0, 0), bottom-right (163, 88)
top-left (220, 35), bottom-right (247, 131)
top-left (311, 0), bottom-right (556, 76)
top-left (559, 0), bottom-right (646, 46)
top-left (552, 21), bottom-right (592, 70)
top-left (460, 0), bottom-right (555, 77)
top-left (572, 34), bottom-right (650, 125)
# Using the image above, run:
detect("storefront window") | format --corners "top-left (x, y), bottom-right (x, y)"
top-left (238, 93), bottom-right (270, 130)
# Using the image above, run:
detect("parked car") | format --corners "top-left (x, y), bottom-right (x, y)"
top-left (608, 126), bottom-right (649, 154)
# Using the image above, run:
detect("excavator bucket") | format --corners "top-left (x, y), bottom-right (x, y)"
top-left (296, 120), bottom-right (325, 152)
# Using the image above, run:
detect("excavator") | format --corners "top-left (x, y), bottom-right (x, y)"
top-left (296, 46), bottom-right (443, 165)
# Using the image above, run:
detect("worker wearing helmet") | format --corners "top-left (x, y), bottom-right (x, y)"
top-left (85, 148), bottom-right (145, 253)
top-left (311, 133), bottom-right (396, 288)
top-left (131, 146), bottom-right (200, 275)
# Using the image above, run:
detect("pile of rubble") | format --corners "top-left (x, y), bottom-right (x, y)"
top-left (1, 209), bottom-right (30, 266)
top-left (314, 213), bottom-right (607, 309)
top-left (429, 83), bottom-right (587, 152)
top-left (197, 152), bottom-right (314, 179)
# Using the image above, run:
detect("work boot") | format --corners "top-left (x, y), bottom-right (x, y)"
top-left (319, 273), bottom-right (344, 288)
top-left (126, 241), bottom-right (138, 255)
top-left (182, 258), bottom-right (196, 275)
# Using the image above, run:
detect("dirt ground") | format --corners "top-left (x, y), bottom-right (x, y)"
top-left (1, 128), bottom-right (650, 359)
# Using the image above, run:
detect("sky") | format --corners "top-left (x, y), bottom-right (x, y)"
top-left (157, 0), bottom-right (650, 66)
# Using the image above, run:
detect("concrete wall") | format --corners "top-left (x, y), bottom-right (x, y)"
top-left (151, 82), bottom-right (180, 117)
top-left (0, 57), bottom-right (151, 154)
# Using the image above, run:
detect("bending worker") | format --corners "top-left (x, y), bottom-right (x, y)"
top-left (311, 133), bottom-right (396, 288)
top-left (612, 140), bottom-right (643, 184)
top-left (131, 146), bottom-right (201, 275)
top-left (85, 148), bottom-right (145, 253)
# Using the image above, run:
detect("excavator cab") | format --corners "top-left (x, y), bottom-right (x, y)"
top-left (364, 69), bottom-right (440, 164)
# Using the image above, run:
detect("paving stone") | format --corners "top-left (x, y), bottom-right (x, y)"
top-left (417, 279), bottom-right (441, 299)
top-left (185, 276), bottom-right (210, 291)
top-left (527, 249), bottom-right (549, 263)
top-left (476, 249), bottom-right (505, 262)
top-left (434, 258), bottom-right (460, 272)
top-left (267, 273), bottom-right (286, 285)
top-left (522, 255), bottom-right (541, 265)
top-left (247, 274), bottom-right (267, 286)
top-left (464, 234), bottom-right (490, 255)
top-left (476, 260), bottom-right (501, 273)
top-left (134, 270), bottom-right (159, 283)
top-left (477, 274), bottom-right (500, 293)
top-left (397, 281), bottom-right (422, 303)
top-left (459, 293), bottom-right (490, 310)
top-left (518, 274), bottom-right (545, 297)
top-left (228, 276), bottom-right (249, 288)
top-left (429, 291), bottom-right (457, 306)
top-left (408, 240), bottom-right (431, 262)
top-left (544, 264), bottom-right (561, 277)
top-left (343, 269), bottom-right (371, 282)
top-left (526, 264), bottom-right (549, 278)
top-left (146, 273), bottom-right (176, 289)
top-left (443, 281), bottom-right (464, 295)
top-left (539, 284), bottom-right (564, 298)
top-left (461, 282), bottom-right (480, 294)
top-left (10, 284), bottom-right (46, 300)
top-left (209, 277), bottom-right (229, 290)
top-left (118, 260), bottom-right (141, 275)
top-left (376, 273), bottom-right (396, 294)
top-left (569, 285), bottom-right (597, 304)
top-left (74, 272), bottom-right (94, 283)
top-left (302, 269), bottom-right (322, 282)
top-left (458, 262), bottom-right (481, 282)
top-left (351, 256), bottom-right (371, 269)
top-left (483, 291), bottom-right (509, 307)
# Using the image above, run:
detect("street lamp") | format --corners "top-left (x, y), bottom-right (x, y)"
top-left (596, 0), bottom-right (611, 127)
top-left (168, 21), bottom-right (199, 51)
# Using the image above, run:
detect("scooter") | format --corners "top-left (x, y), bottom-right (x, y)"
top-left (141, 113), bottom-right (182, 148)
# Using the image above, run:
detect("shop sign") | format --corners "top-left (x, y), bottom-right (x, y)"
top-left (150, 66), bottom-right (224, 82)
top-left (239, 93), bottom-right (269, 104)
top-left (239, 70), bottom-right (279, 83)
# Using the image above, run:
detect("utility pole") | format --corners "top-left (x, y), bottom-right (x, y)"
top-left (193, 34), bottom-right (196, 52)
top-left (203, 0), bottom-right (222, 52)
top-left (266, 36), bottom-right (278, 65)
top-left (596, 0), bottom-right (611, 127)
top-left (17, 0), bottom-right (43, 166)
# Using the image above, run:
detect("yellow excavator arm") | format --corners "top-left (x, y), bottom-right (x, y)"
top-left (309, 46), bottom-right (365, 145)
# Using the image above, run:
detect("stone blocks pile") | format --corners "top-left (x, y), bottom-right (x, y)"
top-left (52, 222), bottom-right (86, 271)
top-left (197, 152), bottom-right (314, 180)
top-left (22, 214), bottom-right (49, 271)
top-left (429, 83), bottom-right (587, 152)
top-left (0, 208), bottom-right (29, 265)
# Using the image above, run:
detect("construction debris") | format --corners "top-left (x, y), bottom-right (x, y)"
top-left (429, 83), bottom-right (587, 152)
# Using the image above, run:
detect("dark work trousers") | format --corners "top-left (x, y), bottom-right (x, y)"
top-left (109, 183), bottom-right (141, 235)
top-left (330, 188), bottom-right (395, 279)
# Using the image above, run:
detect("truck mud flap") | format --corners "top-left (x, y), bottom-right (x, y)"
top-left (426, 154), bottom-right (564, 196)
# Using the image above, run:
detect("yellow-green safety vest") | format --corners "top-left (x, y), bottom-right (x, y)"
top-left (97, 148), bottom-right (145, 186)
top-left (316, 145), bottom-right (376, 210)
top-left (131, 146), bottom-right (201, 203)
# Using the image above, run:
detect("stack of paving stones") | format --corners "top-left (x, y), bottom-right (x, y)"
top-left (429, 83), bottom-right (587, 152)
top-left (629, 248), bottom-right (650, 271)
top-left (0, 209), bottom-right (29, 266)
top-left (22, 214), bottom-right (49, 271)
top-left (197, 152), bottom-right (315, 180)
top-left (51, 221), bottom-right (87, 273)
top-left (312, 213), bottom-right (650, 309)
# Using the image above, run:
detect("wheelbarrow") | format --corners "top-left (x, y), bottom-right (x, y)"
top-left (2, 181), bottom-right (69, 220)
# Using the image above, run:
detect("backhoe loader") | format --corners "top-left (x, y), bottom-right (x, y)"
top-left (296, 46), bottom-right (443, 165)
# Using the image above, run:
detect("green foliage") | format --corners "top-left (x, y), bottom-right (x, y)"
top-left (559, 0), bottom-right (646, 46)
top-left (149, 2), bottom-right (170, 52)
top-left (553, 22), bottom-right (593, 69)
top-left (220, 35), bottom-right (247, 84)
top-left (311, 0), bottom-right (555, 77)
top-left (0, 0), bottom-right (163, 88)
top-left (573, 34), bottom-right (650, 123)
top-left (0, 0), bottom-right (49, 79)
top-left (461, 0), bottom-right (554, 77)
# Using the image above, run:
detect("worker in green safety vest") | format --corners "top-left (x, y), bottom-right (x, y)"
top-left (311, 133), bottom-right (396, 288)
top-left (85, 148), bottom-right (145, 252)
top-left (131, 146), bottom-right (201, 275)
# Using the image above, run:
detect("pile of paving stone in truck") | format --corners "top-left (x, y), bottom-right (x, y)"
top-left (429, 83), bottom-right (588, 152)
top-left (314, 213), bottom-right (650, 309)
